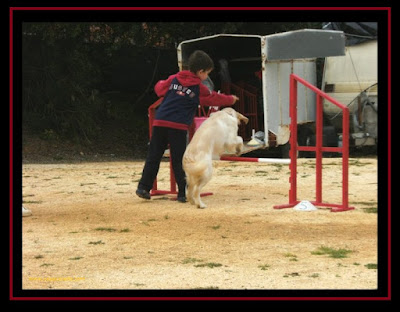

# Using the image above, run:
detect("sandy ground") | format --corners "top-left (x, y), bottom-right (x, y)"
top-left (21, 157), bottom-right (378, 290)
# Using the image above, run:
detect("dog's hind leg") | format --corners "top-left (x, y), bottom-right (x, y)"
top-left (196, 180), bottom-right (211, 209)
top-left (186, 175), bottom-right (195, 205)
top-left (193, 182), bottom-right (206, 209)
top-left (192, 184), bottom-right (202, 208)
top-left (194, 165), bottom-right (213, 209)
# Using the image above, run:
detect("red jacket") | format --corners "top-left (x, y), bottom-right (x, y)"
top-left (153, 70), bottom-right (235, 130)
top-left (155, 70), bottom-right (235, 106)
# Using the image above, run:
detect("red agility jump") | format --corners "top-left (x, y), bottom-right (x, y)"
top-left (274, 74), bottom-right (354, 212)
top-left (148, 74), bottom-right (354, 212)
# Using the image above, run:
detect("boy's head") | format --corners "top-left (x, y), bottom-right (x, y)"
top-left (188, 50), bottom-right (214, 81)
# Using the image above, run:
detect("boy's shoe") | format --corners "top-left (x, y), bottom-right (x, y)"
top-left (136, 188), bottom-right (151, 200)
top-left (177, 196), bottom-right (186, 203)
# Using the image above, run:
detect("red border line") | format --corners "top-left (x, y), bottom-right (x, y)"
top-left (387, 7), bottom-right (392, 300)
top-left (9, 5), bottom-right (14, 301)
top-left (10, 7), bottom-right (392, 11)
top-left (10, 296), bottom-right (392, 301)
top-left (10, 6), bottom-right (391, 301)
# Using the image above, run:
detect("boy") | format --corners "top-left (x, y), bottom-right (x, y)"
top-left (136, 50), bottom-right (239, 202)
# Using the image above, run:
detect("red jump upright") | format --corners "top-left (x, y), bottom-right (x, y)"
top-left (274, 74), bottom-right (355, 212)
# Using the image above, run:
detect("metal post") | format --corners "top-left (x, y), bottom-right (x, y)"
top-left (342, 108), bottom-right (350, 209)
top-left (316, 94), bottom-right (323, 204)
top-left (289, 75), bottom-right (298, 205)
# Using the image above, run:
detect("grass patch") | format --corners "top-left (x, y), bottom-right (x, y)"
top-left (194, 262), bottom-right (223, 268)
top-left (311, 246), bottom-right (353, 259)
top-left (88, 240), bottom-right (105, 245)
top-left (284, 253), bottom-right (298, 261)
top-left (258, 264), bottom-right (270, 271)
top-left (95, 227), bottom-right (117, 232)
top-left (23, 200), bottom-right (43, 204)
top-left (365, 263), bottom-right (377, 269)
top-left (363, 207), bottom-right (378, 214)
top-left (210, 225), bottom-right (221, 230)
top-left (182, 257), bottom-right (203, 264)
top-left (283, 272), bottom-right (300, 277)
top-left (140, 219), bottom-right (157, 226)
top-left (182, 256), bottom-right (223, 268)
top-left (349, 159), bottom-right (372, 166)
top-left (351, 201), bottom-right (377, 213)
top-left (68, 257), bottom-right (83, 260)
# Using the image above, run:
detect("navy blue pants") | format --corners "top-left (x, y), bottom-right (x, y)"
top-left (138, 126), bottom-right (187, 196)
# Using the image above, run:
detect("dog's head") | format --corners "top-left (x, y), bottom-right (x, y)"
top-left (222, 107), bottom-right (249, 125)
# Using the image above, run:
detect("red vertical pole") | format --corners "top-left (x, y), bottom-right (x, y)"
top-left (342, 108), bottom-right (350, 209)
top-left (289, 75), bottom-right (298, 204)
top-left (148, 105), bottom-right (158, 193)
top-left (316, 94), bottom-right (323, 204)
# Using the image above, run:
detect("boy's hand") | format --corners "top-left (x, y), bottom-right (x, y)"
top-left (231, 95), bottom-right (239, 104)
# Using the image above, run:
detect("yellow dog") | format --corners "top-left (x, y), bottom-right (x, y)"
top-left (183, 108), bottom-right (248, 208)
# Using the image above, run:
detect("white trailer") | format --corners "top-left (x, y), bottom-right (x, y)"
top-left (177, 29), bottom-right (345, 153)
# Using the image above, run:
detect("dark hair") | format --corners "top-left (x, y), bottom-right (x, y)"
top-left (188, 50), bottom-right (214, 73)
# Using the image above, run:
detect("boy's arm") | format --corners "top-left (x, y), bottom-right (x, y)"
top-left (154, 74), bottom-right (177, 97)
top-left (199, 84), bottom-right (238, 107)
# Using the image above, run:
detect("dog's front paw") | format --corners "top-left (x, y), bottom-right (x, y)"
top-left (235, 144), bottom-right (244, 155)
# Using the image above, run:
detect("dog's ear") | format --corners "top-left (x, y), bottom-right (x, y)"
top-left (236, 112), bottom-right (249, 125)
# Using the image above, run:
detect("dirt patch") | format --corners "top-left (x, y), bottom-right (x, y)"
top-left (22, 158), bottom-right (378, 290)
